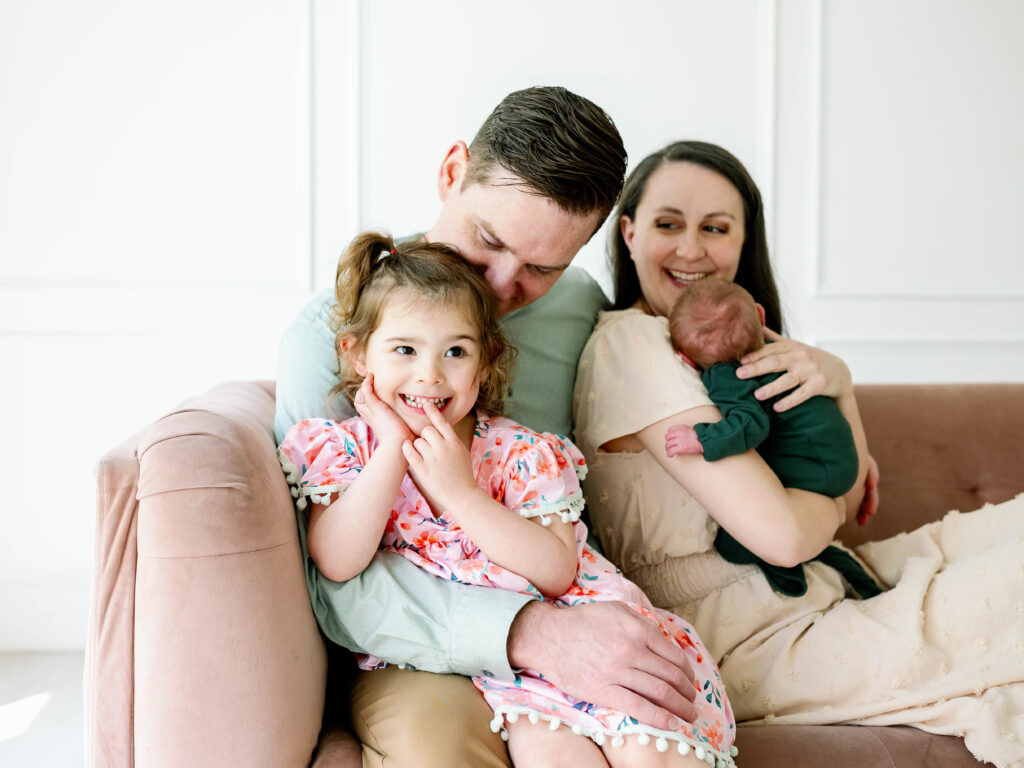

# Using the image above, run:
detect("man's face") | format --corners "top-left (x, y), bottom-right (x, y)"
top-left (428, 144), bottom-right (603, 316)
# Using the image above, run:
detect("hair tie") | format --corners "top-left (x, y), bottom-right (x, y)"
top-left (376, 248), bottom-right (396, 264)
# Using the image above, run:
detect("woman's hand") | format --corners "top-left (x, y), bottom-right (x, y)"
top-left (736, 328), bottom-right (853, 412)
top-left (857, 454), bottom-right (880, 526)
top-left (352, 374), bottom-right (413, 448)
top-left (402, 402), bottom-right (478, 514)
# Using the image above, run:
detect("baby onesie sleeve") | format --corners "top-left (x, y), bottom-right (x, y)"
top-left (498, 430), bottom-right (589, 526)
top-left (277, 417), bottom-right (370, 510)
top-left (695, 363), bottom-right (771, 461)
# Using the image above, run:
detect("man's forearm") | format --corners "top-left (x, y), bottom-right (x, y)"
top-left (310, 550), bottom-right (532, 679)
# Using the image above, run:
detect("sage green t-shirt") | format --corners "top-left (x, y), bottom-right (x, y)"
top-left (274, 266), bottom-right (608, 678)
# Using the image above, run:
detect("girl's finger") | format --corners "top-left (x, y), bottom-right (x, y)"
top-left (402, 439), bottom-right (421, 466)
top-left (421, 401), bottom-right (454, 437)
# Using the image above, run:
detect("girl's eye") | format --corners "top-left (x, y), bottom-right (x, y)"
top-left (395, 345), bottom-right (415, 355)
top-left (445, 346), bottom-right (467, 358)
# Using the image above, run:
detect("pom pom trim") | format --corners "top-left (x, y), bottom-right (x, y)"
top-left (487, 705), bottom-right (736, 767)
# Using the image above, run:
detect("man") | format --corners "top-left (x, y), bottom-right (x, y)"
top-left (276, 86), bottom-right (697, 767)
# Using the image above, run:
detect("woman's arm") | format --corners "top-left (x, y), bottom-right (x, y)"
top-left (404, 405), bottom-right (578, 597)
top-left (635, 405), bottom-right (845, 567)
top-left (736, 329), bottom-right (870, 521)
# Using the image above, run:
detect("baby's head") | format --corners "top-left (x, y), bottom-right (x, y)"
top-left (668, 278), bottom-right (765, 369)
top-left (331, 232), bottom-right (515, 417)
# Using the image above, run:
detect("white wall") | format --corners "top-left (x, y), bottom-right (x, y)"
top-left (2, 0), bottom-right (1022, 650)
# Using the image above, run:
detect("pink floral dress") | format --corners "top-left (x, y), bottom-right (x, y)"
top-left (278, 413), bottom-right (737, 765)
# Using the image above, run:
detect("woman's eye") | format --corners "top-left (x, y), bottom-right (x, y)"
top-left (655, 220), bottom-right (679, 230)
top-left (395, 345), bottom-right (415, 355)
top-left (704, 224), bottom-right (727, 234)
top-left (445, 346), bottom-right (467, 358)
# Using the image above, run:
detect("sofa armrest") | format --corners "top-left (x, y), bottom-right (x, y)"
top-left (839, 383), bottom-right (1024, 549)
top-left (87, 381), bottom-right (327, 768)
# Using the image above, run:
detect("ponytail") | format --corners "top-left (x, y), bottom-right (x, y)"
top-left (335, 231), bottom-right (396, 326)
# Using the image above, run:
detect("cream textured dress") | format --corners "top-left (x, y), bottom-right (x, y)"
top-left (573, 309), bottom-right (1024, 768)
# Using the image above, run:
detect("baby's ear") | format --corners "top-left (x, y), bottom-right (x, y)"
top-left (338, 335), bottom-right (367, 376)
top-left (755, 302), bottom-right (767, 328)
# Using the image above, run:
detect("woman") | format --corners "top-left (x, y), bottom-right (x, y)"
top-left (573, 140), bottom-right (1024, 768)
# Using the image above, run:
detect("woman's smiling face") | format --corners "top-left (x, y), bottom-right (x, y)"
top-left (620, 161), bottom-right (746, 317)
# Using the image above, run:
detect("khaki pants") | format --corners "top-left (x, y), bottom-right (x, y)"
top-left (351, 666), bottom-right (511, 768)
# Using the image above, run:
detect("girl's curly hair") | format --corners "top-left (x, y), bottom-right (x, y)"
top-left (329, 231), bottom-right (515, 415)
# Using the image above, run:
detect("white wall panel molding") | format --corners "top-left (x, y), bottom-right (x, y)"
top-left (774, 0), bottom-right (1024, 381)
top-left (310, 0), bottom-right (364, 290)
top-left (755, 0), bottom-right (779, 245)
top-left (822, 340), bottom-right (1024, 384)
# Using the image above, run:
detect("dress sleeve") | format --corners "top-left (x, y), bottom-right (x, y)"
top-left (574, 310), bottom-right (714, 450)
top-left (500, 432), bottom-right (589, 527)
top-left (277, 417), bottom-right (370, 510)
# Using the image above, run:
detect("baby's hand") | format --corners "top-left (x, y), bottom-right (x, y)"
top-left (403, 403), bottom-right (479, 514)
top-left (665, 424), bottom-right (704, 458)
top-left (353, 374), bottom-right (413, 448)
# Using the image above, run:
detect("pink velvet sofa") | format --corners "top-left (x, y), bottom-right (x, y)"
top-left (87, 381), bottom-right (1023, 767)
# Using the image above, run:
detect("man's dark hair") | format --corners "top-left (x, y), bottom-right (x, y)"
top-left (464, 86), bottom-right (626, 227)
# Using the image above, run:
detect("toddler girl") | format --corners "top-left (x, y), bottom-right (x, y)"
top-left (277, 232), bottom-right (737, 768)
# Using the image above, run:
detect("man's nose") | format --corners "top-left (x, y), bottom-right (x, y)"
top-left (485, 256), bottom-right (518, 300)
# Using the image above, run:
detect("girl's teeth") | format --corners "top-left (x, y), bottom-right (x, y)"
top-left (404, 395), bottom-right (448, 408)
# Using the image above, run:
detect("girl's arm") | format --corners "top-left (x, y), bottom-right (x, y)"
top-left (308, 375), bottom-right (413, 582)
top-left (306, 441), bottom-right (408, 583)
top-left (736, 328), bottom-right (871, 521)
top-left (634, 405), bottom-right (845, 567)
top-left (404, 405), bottom-right (578, 598)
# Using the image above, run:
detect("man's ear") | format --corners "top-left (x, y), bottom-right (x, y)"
top-left (437, 141), bottom-right (470, 202)
top-left (339, 335), bottom-right (367, 376)
top-left (620, 215), bottom-right (636, 259)
top-left (755, 302), bottom-right (767, 328)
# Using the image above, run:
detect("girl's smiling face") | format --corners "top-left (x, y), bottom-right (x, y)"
top-left (620, 161), bottom-right (746, 317)
top-left (352, 293), bottom-right (483, 441)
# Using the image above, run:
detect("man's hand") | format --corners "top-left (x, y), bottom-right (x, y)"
top-left (665, 424), bottom-right (704, 458)
top-left (507, 601), bottom-right (697, 730)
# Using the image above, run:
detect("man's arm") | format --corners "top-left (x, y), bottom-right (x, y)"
top-left (310, 549), bottom-right (533, 680)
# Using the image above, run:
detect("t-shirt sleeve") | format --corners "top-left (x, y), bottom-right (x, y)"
top-left (574, 310), bottom-right (714, 449)
top-left (500, 267), bottom-right (609, 437)
top-left (277, 418), bottom-right (369, 510)
top-left (274, 289), bottom-right (356, 444)
top-left (499, 432), bottom-right (589, 526)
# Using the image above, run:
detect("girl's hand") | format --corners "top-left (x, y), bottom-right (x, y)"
top-left (402, 402), bottom-right (479, 514)
top-left (353, 374), bottom-right (413, 448)
top-left (735, 328), bottom-right (853, 413)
